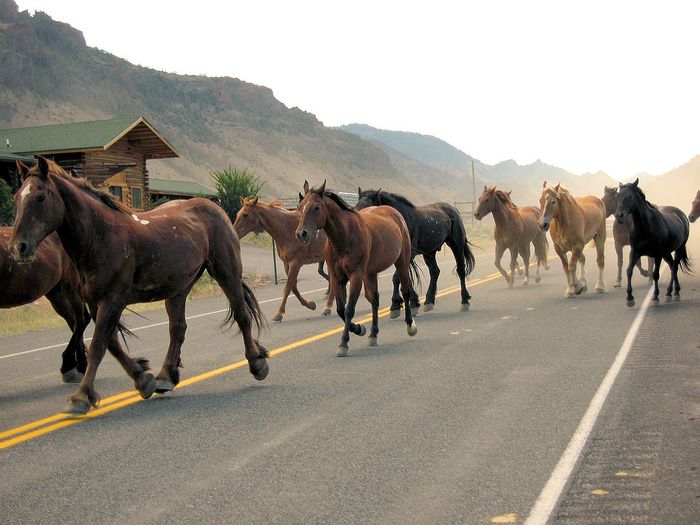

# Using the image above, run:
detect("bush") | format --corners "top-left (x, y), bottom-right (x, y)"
top-left (0, 179), bottom-right (14, 226)
top-left (211, 166), bottom-right (265, 222)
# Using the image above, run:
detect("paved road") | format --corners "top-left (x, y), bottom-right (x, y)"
top-left (0, 234), bottom-right (697, 524)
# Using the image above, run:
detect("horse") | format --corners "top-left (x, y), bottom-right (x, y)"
top-left (233, 197), bottom-right (333, 322)
top-left (600, 186), bottom-right (652, 286)
top-left (473, 185), bottom-right (549, 287)
top-left (616, 179), bottom-right (691, 307)
top-left (689, 190), bottom-right (700, 223)
top-left (9, 157), bottom-right (269, 415)
top-left (538, 182), bottom-right (607, 297)
top-left (356, 188), bottom-right (475, 314)
top-left (296, 181), bottom-right (418, 356)
top-left (1, 228), bottom-right (89, 383)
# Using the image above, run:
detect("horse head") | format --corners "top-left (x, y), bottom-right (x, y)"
top-left (538, 182), bottom-right (562, 232)
top-left (296, 180), bottom-right (327, 245)
top-left (689, 190), bottom-right (700, 223)
top-left (233, 196), bottom-right (264, 238)
top-left (615, 178), bottom-right (642, 225)
top-left (474, 185), bottom-right (497, 220)
top-left (355, 187), bottom-right (382, 210)
top-left (9, 157), bottom-right (66, 263)
top-left (600, 185), bottom-right (619, 217)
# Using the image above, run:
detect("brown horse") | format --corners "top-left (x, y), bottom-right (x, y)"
top-left (689, 190), bottom-right (700, 223)
top-left (473, 186), bottom-right (549, 287)
top-left (1, 227), bottom-right (89, 382)
top-left (601, 186), bottom-right (652, 286)
top-left (295, 181), bottom-right (417, 356)
top-left (9, 157), bottom-right (269, 415)
top-left (233, 197), bottom-right (333, 321)
top-left (538, 182), bottom-right (607, 297)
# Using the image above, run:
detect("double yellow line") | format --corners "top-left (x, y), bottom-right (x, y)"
top-left (0, 271), bottom-right (504, 450)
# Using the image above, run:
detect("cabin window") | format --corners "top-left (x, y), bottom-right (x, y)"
top-left (109, 186), bottom-right (123, 202)
top-left (131, 187), bottom-right (143, 210)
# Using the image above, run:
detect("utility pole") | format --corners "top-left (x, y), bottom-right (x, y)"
top-left (471, 159), bottom-right (476, 227)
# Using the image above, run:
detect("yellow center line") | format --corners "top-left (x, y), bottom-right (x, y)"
top-left (0, 271), bottom-right (505, 450)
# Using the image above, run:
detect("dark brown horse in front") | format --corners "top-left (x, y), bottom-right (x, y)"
top-left (601, 186), bottom-right (652, 287)
top-left (9, 158), bottom-right (269, 415)
top-left (296, 181), bottom-right (418, 356)
top-left (1, 227), bottom-right (89, 382)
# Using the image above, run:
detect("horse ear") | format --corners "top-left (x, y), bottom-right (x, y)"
top-left (483, 185), bottom-right (488, 192)
top-left (357, 186), bottom-right (362, 195)
top-left (554, 183), bottom-right (561, 192)
top-left (15, 159), bottom-right (30, 180)
top-left (298, 192), bottom-right (304, 202)
top-left (240, 196), bottom-right (246, 205)
top-left (377, 187), bottom-right (382, 195)
top-left (632, 178), bottom-right (639, 187)
top-left (507, 190), bottom-right (512, 196)
top-left (619, 182), bottom-right (624, 189)
top-left (37, 156), bottom-right (50, 179)
top-left (251, 196), bottom-right (259, 206)
top-left (303, 180), bottom-right (310, 195)
top-left (318, 180), bottom-right (326, 194)
top-left (542, 181), bottom-right (547, 189)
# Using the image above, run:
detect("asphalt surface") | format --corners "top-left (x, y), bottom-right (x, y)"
top-left (0, 233), bottom-right (698, 524)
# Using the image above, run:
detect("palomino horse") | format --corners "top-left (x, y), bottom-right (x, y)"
top-left (538, 182), bottom-right (607, 297)
top-left (616, 179), bottom-right (691, 307)
top-left (689, 190), bottom-right (700, 223)
top-left (1, 227), bottom-right (89, 382)
top-left (601, 186), bottom-right (652, 287)
top-left (9, 158), bottom-right (269, 415)
top-left (473, 186), bottom-right (549, 287)
top-left (296, 181), bottom-right (418, 356)
top-left (234, 197), bottom-right (333, 321)
top-left (356, 189), bottom-right (474, 313)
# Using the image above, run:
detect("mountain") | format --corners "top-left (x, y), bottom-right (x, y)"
top-left (630, 156), bottom-right (700, 211)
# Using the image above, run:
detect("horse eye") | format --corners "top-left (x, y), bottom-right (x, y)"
top-left (552, 200), bottom-right (556, 205)
top-left (36, 195), bottom-right (46, 203)
top-left (314, 205), bottom-right (320, 211)
top-left (243, 213), bottom-right (248, 217)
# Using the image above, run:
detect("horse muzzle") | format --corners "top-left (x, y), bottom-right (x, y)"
top-left (295, 229), bottom-right (311, 245)
top-left (473, 212), bottom-right (482, 221)
top-left (9, 240), bottom-right (36, 263)
top-left (689, 214), bottom-right (697, 223)
top-left (615, 212), bottom-right (626, 225)
top-left (538, 221), bottom-right (549, 232)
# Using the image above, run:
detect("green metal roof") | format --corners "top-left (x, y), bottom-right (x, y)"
top-left (0, 151), bottom-right (35, 163)
top-left (0, 116), bottom-right (179, 158)
top-left (149, 178), bottom-right (217, 198)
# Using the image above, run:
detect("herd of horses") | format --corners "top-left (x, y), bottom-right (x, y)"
top-left (1, 156), bottom-right (697, 415)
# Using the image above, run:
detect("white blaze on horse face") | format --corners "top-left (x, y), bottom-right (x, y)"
top-left (19, 183), bottom-right (31, 203)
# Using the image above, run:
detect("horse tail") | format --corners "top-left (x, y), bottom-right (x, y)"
top-left (534, 231), bottom-right (549, 264)
top-left (677, 244), bottom-right (692, 275)
top-left (449, 208), bottom-right (476, 277)
top-left (463, 240), bottom-right (476, 277)
top-left (224, 278), bottom-right (267, 333)
top-left (408, 258), bottom-right (422, 292)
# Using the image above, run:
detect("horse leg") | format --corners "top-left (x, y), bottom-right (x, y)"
top-left (593, 234), bottom-right (607, 293)
top-left (554, 244), bottom-right (574, 297)
top-left (288, 261), bottom-right (317, 312)
top-left (625, 249), bottom-right (641, 307)
top-left (364, 274), bottom-right (380, 346)
top-left (651, 256), bottom-right (662, 304)
top-left (446, 237), bottom-right (471, 309)
top-left (337, 273), bottom-right (365, 357)
top-left (614, 240), bottom-right (624, 287)
top-left (317, 261), bottom-right (330, 297)
top-left (573, 251), bottom-right (587, 295)
top-left (390, 271), bottom-right (402, 319)
top-left (272, 261), bottom-right (292, 322)
top-left (520, 244), bottom-right (531, 285)
top-left (662, 253), bottom-right (676, 302)
top-left (396, 256), bottom-right (417, 337)
top-left (646, 257), bottom-right (654, 284)
top-left (508, 247), bottom-right (518, 289)
top-left (45, 284), bottom-right (90, 383)
top-left (671, 251), bottom-right (682, 299)
top-left (494, 242), bottom-right (510, 287)
top-left (154, 291), bottom-right (190, 393)
top-left (422, 252), bottom-right (440, 312)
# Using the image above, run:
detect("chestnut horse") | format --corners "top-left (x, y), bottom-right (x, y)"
top-left (1, 227), bottom-right (89, 382)
top-left (233, 197), bottom-right (333, 321)
top-left (689, 190), bottom-right (700, 223)
top-left (601, 186), bottom-right (652, 286)
top-left (296, 181), bottom-right (418, 356)
top-left (9, 158), bottom-right (269, 415)
top-left (538, 182), bottom-right (607, 297)
top-left (473, 186), bottom-right (549, 287)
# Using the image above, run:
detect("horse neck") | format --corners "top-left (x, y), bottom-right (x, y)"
top-left (629, 194), bottom-right (656, 232)
top-left (491, 198), bottom-right (517, 228)
top-left (322, 197), bottom-right (357, 253)
top-left (554, 194), bottom-right (577, 229)
top-left (256, 205), bottom-right (298, 246)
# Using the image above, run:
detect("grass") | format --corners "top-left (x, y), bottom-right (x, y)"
top-left (240, 232), bottom-right (274, 249)
top-left (0, 271), bottom-right (272, 338)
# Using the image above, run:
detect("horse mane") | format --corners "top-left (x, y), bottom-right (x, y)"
top-left (620, 182), bottom-right (659, 212)
top-left (489, 187), bottom-right (518, 209)
top-left (41, 159), bottom-right (130, 214)
top-left (364, 189), bottom-right (417, 209)
top-left (243, 197), bottom-right (285, 209)
top-left (315, 188), bottom-right (358, 214)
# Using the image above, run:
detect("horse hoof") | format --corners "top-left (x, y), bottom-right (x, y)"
top-left (358, 325), bottom-right (367, 336)
top-left (613, 282), bottom-right (621, 288)
top-left (652, 298), bottom-right (660, 306)
top-left (251, 358), bottom-right (269, 381)
top-left (422, 303), bottom-right (434, 312)
top-left (368, 337), bottom-right (378, 347)
top-left (272, 313), bottom-right (283, 323)
top-left (575, 284), bottom-right (587, 295)
top-left (508, 282), bottom-right (514, 289)
top-left (664, 295), bottom-right (672, 303)
top-left (390, 308), bottom-right (401, 319)
top-left (322, 308), bottom-right (332, 316)
top-left (626, 299), bottom-right (635, 308)
top-left (595, 286), bottom-right (606, 294)
top-left (61, 369), bottom-right (84, 384)
top-left (673, 295), bottom-right (680, 302)
top-left (307, 301), bottom-right (317, 311)
top-left (535, 276), bottom-right (541, 283)
top-left (138, 373), bottom-right (157, 399)
top-left (155, 377), bottom-right (176, 394)
top-left (63, 398), bottom-right (91, 416)
top-left (460, 302), bottom-right (470, 312)
top-left (407, 321), bottom-right (418, 337)
top-left (337, 345), bottom-right (348, 357)
top-left (411, 306), bottom-right (419, 317)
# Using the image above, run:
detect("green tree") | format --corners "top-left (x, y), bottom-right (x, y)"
top-left (0, 179), bottom-right (15, 226)
top-left (211, 166), bottom-right (265, 222)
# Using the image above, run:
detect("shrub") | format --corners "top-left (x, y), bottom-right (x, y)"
top-left (0, 179), bottom-right (14, 226)
top-left (211, 166), bottom-right (265, 222)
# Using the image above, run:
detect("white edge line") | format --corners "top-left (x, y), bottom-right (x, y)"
top-left (1, 253), bottom-right (481, 360)
top-left (523, 280), bottom-right (658, 525)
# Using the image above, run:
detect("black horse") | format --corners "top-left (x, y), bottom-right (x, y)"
top-left (356, 188), bottom-right (475, 314)
top-left (616, 179), bottom-right (691, 307)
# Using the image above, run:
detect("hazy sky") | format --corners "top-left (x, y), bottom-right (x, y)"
top-left (15, 0), bottom-right (700, 180)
